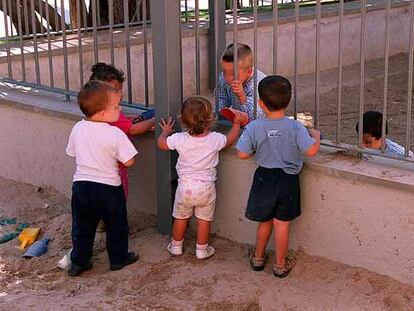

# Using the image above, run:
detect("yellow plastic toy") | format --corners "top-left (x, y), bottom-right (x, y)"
top-left (18, 228), bottom-right (41, 250)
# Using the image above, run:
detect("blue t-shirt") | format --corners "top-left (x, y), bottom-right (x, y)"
top-left (236, 117), bottom-right (316, 174)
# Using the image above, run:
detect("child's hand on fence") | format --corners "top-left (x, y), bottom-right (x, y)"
top-left (159, 117), bottom-right (175, 135)
top-left (231, 80), bottom-right (247, 103)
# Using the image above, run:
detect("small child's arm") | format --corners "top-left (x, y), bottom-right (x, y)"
top-left (237, 150), bottom-right (253, 160)
top-left (157, 117), bottom-right (175, 151)
top-left (129, 118), bottom-right (155, 136)
top-left (224, 113), bottom-right (243, 148)
top-left (304, 129), bottom-right (321, 157)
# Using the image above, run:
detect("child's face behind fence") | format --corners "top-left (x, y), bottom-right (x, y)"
top-left (362, 133), bottom-right (382, 150)
top-left (221, 61), bottom-right (253, 85)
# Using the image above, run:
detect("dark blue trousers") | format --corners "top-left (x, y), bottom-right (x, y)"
top-left (70, 181), bottom-right (129, 267)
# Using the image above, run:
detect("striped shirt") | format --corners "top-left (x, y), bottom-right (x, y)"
top-left (215, 70), bottom-right (266, 120)
top-left (385, 138), bottom-right (414, 158)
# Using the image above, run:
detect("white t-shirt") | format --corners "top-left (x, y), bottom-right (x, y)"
top-left (166, 131), bottom-right (227, 182)
top-left (66, 119), bottom-right (138, 186)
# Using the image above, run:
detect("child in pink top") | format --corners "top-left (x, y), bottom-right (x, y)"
top-left (89, 63), bottom-right (155, 199)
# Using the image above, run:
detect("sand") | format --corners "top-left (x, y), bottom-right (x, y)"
top-left (0, 176), bottom-right (414, 310)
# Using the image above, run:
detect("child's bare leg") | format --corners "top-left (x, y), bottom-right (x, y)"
top-left (273, 218), bottom-right (290, 267)
top-left (254, 220), bottom-right (273, 258)
top-left (172, 218), bottom-right (188, 242)
top-left (195, 218), bottom-right (215, 259)
top-left (196, 218), bottom-right (211, 245)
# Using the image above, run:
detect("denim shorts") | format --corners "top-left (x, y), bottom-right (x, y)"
top-left (245, 167), bottom-right (301, 222)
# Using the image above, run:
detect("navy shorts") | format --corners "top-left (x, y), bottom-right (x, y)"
top-left (245, 167), bottom-right (301, 222)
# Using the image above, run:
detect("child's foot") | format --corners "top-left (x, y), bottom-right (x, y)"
top-left (68, 262), bottom-right (93, 277)
top-left (110, 252), bottom-right (139, 271)
top-left (167, 242), bottom-right (183, 256)
top-left (196, 245), bottom-right (215, 260)
top-left (273, 258), bottom-right (296, 278)
top-left (249, 256), bottom-right (265, 271)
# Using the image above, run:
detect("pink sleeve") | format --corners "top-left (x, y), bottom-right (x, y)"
top-left (110, 112), bottom-right (133, 135)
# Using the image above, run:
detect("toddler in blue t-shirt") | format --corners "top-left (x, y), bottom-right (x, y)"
top-left (236, 75), bottom-right (320, 278)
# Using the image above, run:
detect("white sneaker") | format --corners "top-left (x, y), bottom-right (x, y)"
top-left (167, 242), bottom-right (183, 256)
top-left (57, 249), bottom-right (72, 270)
top-left (196, 245), bottom-right (215, 260)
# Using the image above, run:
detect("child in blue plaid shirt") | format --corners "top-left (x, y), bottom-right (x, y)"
top-left (216, 43), bottom-right (266, 121)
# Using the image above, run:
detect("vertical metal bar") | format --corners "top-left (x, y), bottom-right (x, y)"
top-left (152, 0), bottom-right (183, 235)
top-left (23, 0), bottom-right (29, 36)
top-left (30, 0), bottom-right (40, 84)
top-left (109, 0), bottom-right (115, 65)
top-left (143, 0), bottom-right (149, 106)
top-left (60, 0), bottom-right (70, 100)
top-left (195, 0), bottom-right (201, 94)
top-left (54, 0), bottom-right (59, 32)
top-left (406, 0), bottom-right (414, 156)
top-left (124, 0), bottom-right (132, 104)
top-left (77, 0), bottom-right (84, 88)
top-left (37, 0), bottom-right (42, 34)
top-left (294, 0), bottom-right (299, 119)
top-left (382, 0), bottom-right (391, 153)
top-left (208, 0), bottom-right (225, 91)
top-left (82, 0), bottom-right (87, 32)
top-left (45, 0), bottom-right (54, 87)
top-left (315, 0), bottom-right (321, 129)
top-left (336, 0), bottom-right (344, 144)
top-left (7, 0), bottom-right (13, 36)
top-left (92, 0), bottom-right (98, 62)
top-left (233, 0), bottom-right (238, 80)
top-left (97, 0), bottom-right (101, 26)
top-left (358, 0), bottom-right (366, 147)
top-left (17, 0), bottom-right (26, 82)
top-left (185, 0), bottom-right (188, 22)
top-left (253, 0), bottom-right (258, 119)
top-left (272, 0), bottom-right (278, 74)
top-left (2, 0), bottom-right (12, 79)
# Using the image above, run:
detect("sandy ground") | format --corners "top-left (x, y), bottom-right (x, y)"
top-left (0, 176), bottom-right (413, 310)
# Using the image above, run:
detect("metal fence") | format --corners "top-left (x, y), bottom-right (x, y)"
top-left (221, 0), bottom-right (414, 161)
top-left (1, 0), bottom-right (413, 162)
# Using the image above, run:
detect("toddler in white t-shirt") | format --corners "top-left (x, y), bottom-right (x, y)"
top-left (158, 96), bottom-right (243, 259)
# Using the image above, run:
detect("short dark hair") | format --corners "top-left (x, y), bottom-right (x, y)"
top-left (355, 111), bottom-right (388, 139)
top-left (258, 75), bottom-right (292, 111)
top-left (180, 96), bottom-right (214, 135)
top-left (89, 62), bottom-right (125, 83)
top-left (77, 80), bottom-right (116, 118)
top-left (221, 43), bottom-right (253, 69)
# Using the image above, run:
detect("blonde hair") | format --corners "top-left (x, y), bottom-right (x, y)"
top-left (221, 43), bottom-right (253, 69)
top-left (180, 96), bottom-right (214, 135)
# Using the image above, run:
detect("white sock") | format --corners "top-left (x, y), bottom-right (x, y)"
top-left (196, 243), bottom-right (208, 250)
top-left (172, 238), bottom-right (184, 247)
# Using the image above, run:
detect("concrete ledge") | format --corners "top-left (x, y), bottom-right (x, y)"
top-left (1, 89), bottom-right (414, 286)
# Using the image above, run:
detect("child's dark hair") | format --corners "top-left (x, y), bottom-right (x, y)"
top-left (222, 43), bottom-right (253, 69)
top-left (180, 96), bottom-right (214, 135)
top-left (355, 111), bottom-right (388, 139)
top-left (89, 62), bottom-right (125, 83)
top-left (258, 75), bottom-right (292, 111)
top-left (77, 80), bottom-right (116, 117)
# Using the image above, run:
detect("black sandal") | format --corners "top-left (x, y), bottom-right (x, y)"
top-left (273, 258), bottom-right (296, 278)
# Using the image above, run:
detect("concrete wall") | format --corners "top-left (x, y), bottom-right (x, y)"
top-left (1, 3), bottom-right (412, 103)
top-left (1, 90), bottom-right (414, 286)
